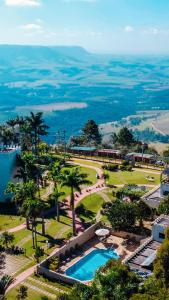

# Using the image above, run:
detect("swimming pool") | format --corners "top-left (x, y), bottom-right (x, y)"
top-left (65, 248), bottom-right (119, 281)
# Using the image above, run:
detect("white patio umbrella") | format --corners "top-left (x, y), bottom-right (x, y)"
top-left (95, 228), bottom-right (110, 237)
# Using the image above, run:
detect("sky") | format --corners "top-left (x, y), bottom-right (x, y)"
top-left (0, 0), bottom-right (168, 53)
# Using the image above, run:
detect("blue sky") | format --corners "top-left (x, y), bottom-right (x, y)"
top-left (0, 0), bottom-right (168, 53)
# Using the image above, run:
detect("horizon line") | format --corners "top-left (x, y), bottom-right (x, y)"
top-left (0, 43), bottom-right (169, 56)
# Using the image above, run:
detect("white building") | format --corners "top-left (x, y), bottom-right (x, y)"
top-left (152, 215), bottom-right (169, 243)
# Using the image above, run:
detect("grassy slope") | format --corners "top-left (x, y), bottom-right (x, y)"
top-left (76, 192), bottom-right (104, 222)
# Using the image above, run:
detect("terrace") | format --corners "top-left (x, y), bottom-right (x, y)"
top-left (37, 222), bottom-right (144, 285)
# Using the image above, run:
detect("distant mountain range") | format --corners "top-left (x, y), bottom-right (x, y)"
top-left (0, 44), bottom-right (169, 141)
top-left (0, 45), bottom-right (92, 66)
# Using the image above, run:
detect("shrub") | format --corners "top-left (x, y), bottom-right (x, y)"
top-left (120, 160), bottom-right (132, 171)
top-left (48, 257), bottom-right (59, 271)
top-left (102, 164), bottom-right (118, 171)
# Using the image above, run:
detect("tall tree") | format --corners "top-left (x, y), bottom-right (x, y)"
top-left (136, 200), bottom-right (152, 228)
top-left (61, 168), bottom-right (91, 235)
top-left (49, 187), bottom-right (65, 222)
top-left (82, 120), bottom-right (101, 145)
top-left (26, 112), bottom-right (49, 154)
top-left (21, 198), bottom-right (46, 248)
top-left (103, 199), bottom-right (136, 231)
top-left (6, 180), bottom-right (38, 206)
top-left (117, 127), bottom-right (134, 147)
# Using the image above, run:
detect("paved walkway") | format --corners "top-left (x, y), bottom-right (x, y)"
top-left (6, 265), bottom-right (36, 292)
top-left (0, 223), bottom-right (27, 235)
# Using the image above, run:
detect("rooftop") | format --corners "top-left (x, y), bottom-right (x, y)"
top-left (127, 152), bottom-right (154, 159)
top-left (70, 146), bottom-right (96, 151)
top-left (143, 187), bottom-right (162, 209)
top-left (126, 239), bottom-right (161, 274)
top-left (97, 149), bottom-right (121, 154)
top-left (154, 215), bottom-right (169, 227)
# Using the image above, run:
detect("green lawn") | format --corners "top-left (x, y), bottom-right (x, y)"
top-left (6, 284), bottom-right (53, 300)
top-left (13, 215), bottom-right (72, 257)
top-left (76, 192), bottom-right (104, 222)
top-left (72, 158), bottom-right (103, 168)
top-left (106, 170), bottom-right (160, 186)
top-left (0, 215), bottom-right (25, 231)
top-left (80, 166), bottom-right (97, 185)
top-left (31, 274), bottom-right (71, 293)
top-left (6, 273), bottom-right (71, 300)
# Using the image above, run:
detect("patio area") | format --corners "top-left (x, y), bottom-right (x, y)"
top-left (58, 233), bottom-right (139, 274)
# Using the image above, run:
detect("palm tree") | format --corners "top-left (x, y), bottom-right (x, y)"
top-left (61, 168), bottom-right (91, 236)
top-left (50, 187), bottom-right (65, 222)
top-left (6, 181), bottom-right (38, 206)
top-left (21, 198), bottom-right (46, 248)
top-left (6, 180), bottom-right (38, 229)
top-left (26, 112), bottom-right (49, 154)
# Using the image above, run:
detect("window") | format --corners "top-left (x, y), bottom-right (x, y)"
top-left (159, 232), bottom-right (165, 239)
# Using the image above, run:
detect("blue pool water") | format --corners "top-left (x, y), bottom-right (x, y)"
top-left (65, 248), bottom-right (119, 281)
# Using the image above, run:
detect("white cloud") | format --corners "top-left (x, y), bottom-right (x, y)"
top-left (5, 0), bottom-right (41, 6)
top-left (143, 27), bottom-right (159, 35)
top-left (21, 23), bottom-right (42, 30)
top-left (124, 25), bottom-right (134, 33)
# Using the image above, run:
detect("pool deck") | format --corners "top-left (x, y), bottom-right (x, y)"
top-left (59, 234), bottom-right (137, 275)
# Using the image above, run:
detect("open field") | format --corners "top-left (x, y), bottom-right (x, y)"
top-left (107, 169), bottom-right (160, 186)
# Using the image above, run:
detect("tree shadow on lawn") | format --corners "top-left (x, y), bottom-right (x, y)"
top-left (75, 203), bottom-right (95, 220)
top-left (37, 232), bottom-right (65, 247)
top-left (45, 209), bottom-right (71, 226)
